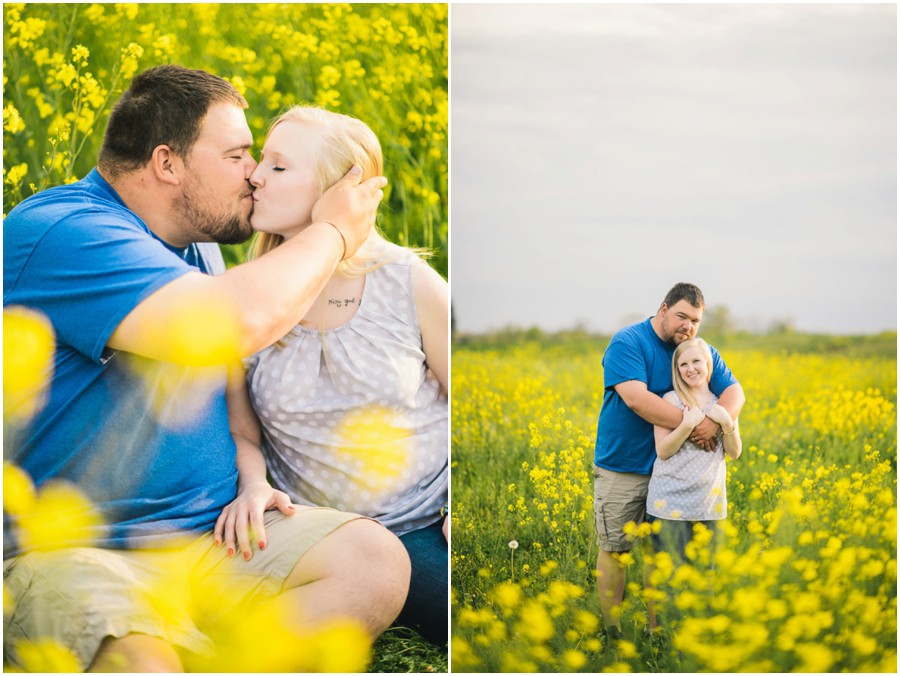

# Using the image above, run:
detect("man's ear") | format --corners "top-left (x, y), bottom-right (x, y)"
top-left (150, 145), bottom-right (182, 186)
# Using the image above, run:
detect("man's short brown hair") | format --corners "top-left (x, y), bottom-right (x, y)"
top-left (662, 282), bottom-right (705, 310)
top-left (99, 64), bottom-right (247, 178)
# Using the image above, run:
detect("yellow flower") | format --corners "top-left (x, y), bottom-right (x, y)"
top-left (794, 642), bottom-right (835, 672)
top-left (516, 599), bottom-right (554, 643)
top-left (450, 637), bottom-right (481, 670)
top-left (3, 463), bottom-right (36, 516)
top-left (71, 44), bottom-right (89, 66)
top-left (574, 609), bottom-right (600, 634)
top-left (617, 640), bottom-right (637, 658)
top-left (539, 560), bottom-right (558, 576)
top-left (4, 306), bottom-right (55, 422)
top-left (3, 103), bottom-right (25, 134)
top-left (562, 649), bottom-right (587, 670)
top-left (4, 162), bottom-right (29, 188)
top-left (14, 481), bottom-right (105, 552)
top-left (490, 581), bottom-right (521, 610)
top-left (332, 404), bottom-right (413, 497)
top-left (616, 551), bottom-right (635, 567)
top-left (12, 638), bottom-right (81, 673)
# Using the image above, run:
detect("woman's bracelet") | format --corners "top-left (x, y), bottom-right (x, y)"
top-left (440, 502), bottom-right (449, 518)
top-left (722, 426), bottom-right (735, 436)
top-left (317, 219), bottom-right (348, 260)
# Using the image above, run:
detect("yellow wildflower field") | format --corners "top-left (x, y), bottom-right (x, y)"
top-left (451, 336), bottom-right (896, 672)
top-left (3, 2), bottom-right (448, 275)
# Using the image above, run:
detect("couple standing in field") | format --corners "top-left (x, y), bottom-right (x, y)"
top-left (4, 64), bottom-right (448, 671)
top-left (592, 282), bottom-right (744, 636)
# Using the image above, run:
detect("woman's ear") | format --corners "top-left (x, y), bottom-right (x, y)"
top-left (150, 145), bottom-right (182, 186)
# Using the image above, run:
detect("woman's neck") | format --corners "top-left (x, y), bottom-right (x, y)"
top-left (688, 383), bottom-right (714, 404)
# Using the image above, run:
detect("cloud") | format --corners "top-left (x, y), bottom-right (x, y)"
top-left (451, 3), bottom-right (896, 335)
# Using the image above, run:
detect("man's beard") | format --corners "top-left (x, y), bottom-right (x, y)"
top-left (174, 182), bottom-right (254, 245)
top-left (666, 331), bottom-right (691, 346)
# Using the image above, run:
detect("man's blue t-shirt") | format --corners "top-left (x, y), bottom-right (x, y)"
top-left (3, 168), bottom-right (238, 556)
top-left (593, 318), bottom-right (738, 475)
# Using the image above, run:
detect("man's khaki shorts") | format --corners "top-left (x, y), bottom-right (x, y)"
top-left (3, 507), bottom-right (364, 670)
top-left (593, 465), bottom-right (651, 552)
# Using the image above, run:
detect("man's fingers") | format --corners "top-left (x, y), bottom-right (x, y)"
top-left (331, 164), bottom-right (363, 187)
top-left (360, 175), bottom-right (388, 193)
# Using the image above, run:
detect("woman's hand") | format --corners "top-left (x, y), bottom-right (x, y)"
top-left (706, 404), bottom-right (734, 429)
top-left (682, 405), bottom-right (706, 428)
top-left (214, 480), bottom-right (296, 561)
top-left (442, 516), bottom-right (448, 542)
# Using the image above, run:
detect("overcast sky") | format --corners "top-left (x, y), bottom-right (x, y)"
top-left (450, 3), bottom-right (896, 335)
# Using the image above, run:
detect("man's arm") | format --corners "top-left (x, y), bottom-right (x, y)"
top-left (715, 382), bottom-right (745, 421)
top-left (689, 383), bottom-right (746, 449)
top-left (108, 169), bottom-right (387, 365)
top-left (614, 380), bottom-right (683, 429)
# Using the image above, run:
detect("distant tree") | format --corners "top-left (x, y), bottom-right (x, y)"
top-left (768, 317), bottom-right (797, 335)
top-left (701, 305), bottom-right (738, 337)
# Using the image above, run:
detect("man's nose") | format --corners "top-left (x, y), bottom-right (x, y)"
top-left (245, 155), bottom-right (259, 177)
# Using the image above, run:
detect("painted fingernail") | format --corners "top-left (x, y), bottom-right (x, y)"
top-left (243, 551), bottom-right (251, 561)
top-left (259, 541), bottom-right (266, 551)
top-left (214, 540), bottom-right (220, 548)
top-left (227, 548), bottom-right (235, 557)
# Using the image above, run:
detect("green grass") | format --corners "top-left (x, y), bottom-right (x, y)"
top-left (371, 628), bottom-right (447, 673)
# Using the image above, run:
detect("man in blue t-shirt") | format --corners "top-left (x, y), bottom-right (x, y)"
top-left (3, 65), bottom-right (409, 671)
top-left (592, 283), bottom-right (744, 636)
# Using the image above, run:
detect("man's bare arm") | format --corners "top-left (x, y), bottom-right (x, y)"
top-left (109, 170), bottom-right (386, 365)
top-left (614, 380), bottom-right (683, 429)
top-left (715, 383), bottom-right (745, 421)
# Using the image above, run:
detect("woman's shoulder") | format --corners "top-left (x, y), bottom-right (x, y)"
top-left (362, 242), bottom-right (420, 273)
top-left (663, 390), bottom-right (683, 407)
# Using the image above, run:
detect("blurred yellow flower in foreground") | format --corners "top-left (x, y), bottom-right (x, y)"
top-left (124, 298), bottom-right (243, 427)
top-left (11, 480), bottom-right (105, 552)
top-left (137, 297), bottom-right (243, 367)
top-left (3, 462), bottom-right (36, 516)
top-left (3, 306), bottom-right (55, 422)
top-left (490, 581), bottom-right (523, 611)
top-left (10, 637), bottom-right (80, 673)
top-left (187, 587), bottom-right (372, 673)
top-left (516, 599), bottom-right (554, 643)
top-left (333, 404), bottom-right (411, 495)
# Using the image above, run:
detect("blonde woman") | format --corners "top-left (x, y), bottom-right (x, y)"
top-left (218, 106), bottom-right (448, 644)
top-left (646, 337), bottom-right (741, 562)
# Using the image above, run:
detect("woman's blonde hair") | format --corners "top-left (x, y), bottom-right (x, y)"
top-left (671, 337), bottom-right (714, 410)
top-left (249, 105), bottom-right (424, 275)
